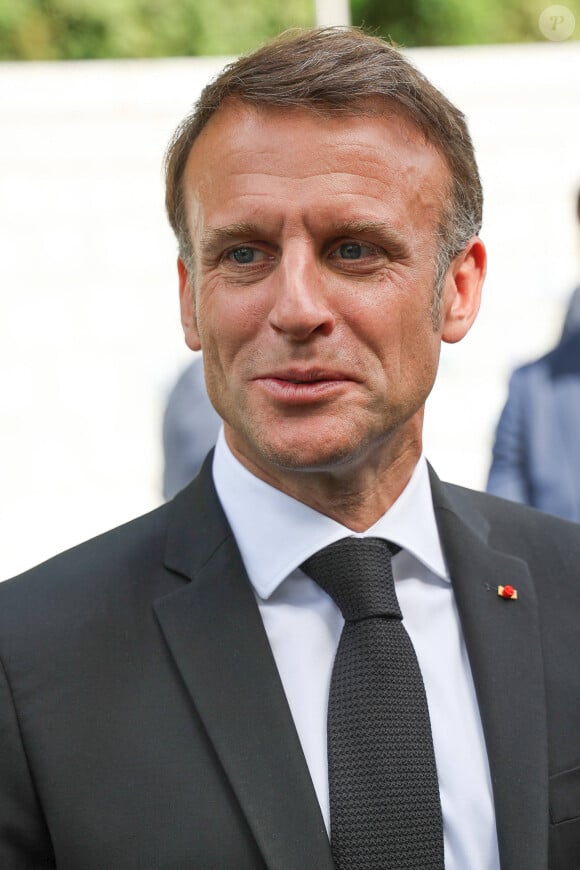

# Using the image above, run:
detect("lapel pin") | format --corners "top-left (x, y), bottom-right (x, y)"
top-left (497, 584), bottom-right (518, 600)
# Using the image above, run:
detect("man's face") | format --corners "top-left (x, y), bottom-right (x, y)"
top-left (179, 101), bottom-right (482, 486)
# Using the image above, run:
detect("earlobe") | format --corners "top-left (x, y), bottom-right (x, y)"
top-left (178, 258), bottom-right (202, 351)
top-left (441, 237), bottom-right (486, 344)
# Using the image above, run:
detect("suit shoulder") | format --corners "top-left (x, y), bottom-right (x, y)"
top-left (443, 482), bottom-right (580, 559)
top-left (509, 354), bottom-right (550, 385)
top-left (445, 481), bottom-right (568, 523)
top-left (510, 333), bottom-right (580, 381)
top-left (0, 501), bottom-right (174, 613)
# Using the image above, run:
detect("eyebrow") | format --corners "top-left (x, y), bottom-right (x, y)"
top-left (328, 220), bottom-right (410, 261)
top-left (200, 219), bottom-right (411, 261)
top-left (200, 222), bottom-right (264, 255)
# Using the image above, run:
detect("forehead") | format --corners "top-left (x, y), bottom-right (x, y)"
top-left (182, 100), bottom-right (450, 237)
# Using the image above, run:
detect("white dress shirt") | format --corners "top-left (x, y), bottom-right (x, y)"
top-left (212, 429), bottom-right (500, 870)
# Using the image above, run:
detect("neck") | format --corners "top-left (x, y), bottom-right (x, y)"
top-left (227, 431), bottom-right (423, 532)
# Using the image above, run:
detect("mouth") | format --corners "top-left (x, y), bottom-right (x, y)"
top-left (261, 368), bottom-right (350, 384)
top-left (254, 369), bottom-right (353, 404)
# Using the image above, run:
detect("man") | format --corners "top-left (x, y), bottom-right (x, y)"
top-left (162, 356), bottom-right (221, 499)
top-left (560, 190), bottom-right (580, 342)
top-left (487, 189), bottom-right (580, 520)
top-left (563, 284), bottom-right (580, 340)
top-left (0, 27), bottom-right (579, 870)
top-left (486, 330), bottom-right (580, 521)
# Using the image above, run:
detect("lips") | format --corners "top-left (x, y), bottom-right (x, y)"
top-left (257, 368), bottom-right (350, 384)
top-left (253, 368), bottom-right (354, 404)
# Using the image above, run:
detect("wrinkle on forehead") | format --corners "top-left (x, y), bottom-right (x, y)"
top-left (186, 99), bottom-right (447, 183)
top-left (183, 101), bottom-right (450, 256)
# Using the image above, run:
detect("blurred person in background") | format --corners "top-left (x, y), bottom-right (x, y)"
top-left (487, 188), bottom-right (580, 520)
top-left (560, 190), bottom-right (580, 340)
top-left (162, 355), bottom-right (221, 499)
top-left (1, 28), bottom-right (579, 870)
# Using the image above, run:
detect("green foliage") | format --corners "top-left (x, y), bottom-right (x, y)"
top-left (0, 0), bottom-right (578, 59)
top-left (351, 0), bottom-right (580, 46)
top-left (0, 0), bottom-right (314, 60)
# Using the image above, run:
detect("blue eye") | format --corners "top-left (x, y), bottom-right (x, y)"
top-left (339, 243), bottom-right (365, 260)
top-left (231, 247), bottom-right (255, 264)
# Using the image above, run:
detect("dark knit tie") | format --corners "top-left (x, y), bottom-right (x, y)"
top-left (301, 537), bottom-right (444, 870)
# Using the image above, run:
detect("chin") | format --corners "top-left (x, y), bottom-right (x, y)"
top-left (254, 433), bottom-right (367, 474)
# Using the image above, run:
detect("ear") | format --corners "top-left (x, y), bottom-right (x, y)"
top-left (178, 257), bottom-right (202, 351)
top-left (440, 237), bottom-right (486, 344)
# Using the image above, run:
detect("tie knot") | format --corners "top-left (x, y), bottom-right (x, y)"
top-left (301, 537), bottom-right (401, 621)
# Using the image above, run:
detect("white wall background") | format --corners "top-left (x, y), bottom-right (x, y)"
top-left (1, 43), bottom-right (579, 579)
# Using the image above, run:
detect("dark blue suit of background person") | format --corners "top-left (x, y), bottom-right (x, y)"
top-left (487, 328), bottom-right (580, 521)
top-left (562, 285), bottom-right (580, 341)
top-left (487, 187), bottom-right (580, 520)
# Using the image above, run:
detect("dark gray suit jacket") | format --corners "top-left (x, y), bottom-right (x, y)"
top-left (1, 458), bottom-right (579, 869)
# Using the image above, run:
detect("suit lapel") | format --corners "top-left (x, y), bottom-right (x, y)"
top-left (430, 471), bottom-right (549, 870)
top-left (154, 459), bottom-right (333, 870)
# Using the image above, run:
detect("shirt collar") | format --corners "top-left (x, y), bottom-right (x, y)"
top-left (212, 428), bottom-right (449, 600)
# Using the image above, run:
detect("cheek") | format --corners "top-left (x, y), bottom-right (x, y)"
top-left (195, 298), bottom-right (257, 380)
top-left (373, 307), bottom-right (439, 385)
top-left (199, 280), bottom-right (269, 349)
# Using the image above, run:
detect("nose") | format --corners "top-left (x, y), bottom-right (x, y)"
top-left (268, 245), bottom-right (335, 340)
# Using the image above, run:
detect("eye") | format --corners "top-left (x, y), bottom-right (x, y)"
top-left (331, 242), bottom-right (378, 261)
top-left (227, 246), bottom-right (270, 265)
